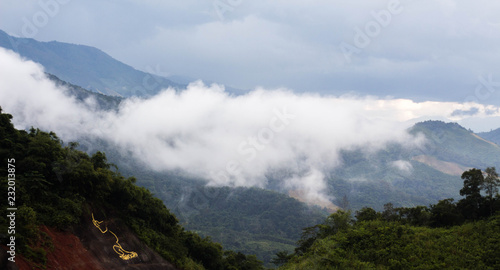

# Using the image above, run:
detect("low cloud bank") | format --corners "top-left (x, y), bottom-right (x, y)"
top-left (1, 48), bottom-right (499, 205)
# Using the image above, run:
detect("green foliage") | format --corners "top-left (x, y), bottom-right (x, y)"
top-left (271, 250), bottom-right (293, 266)
top-left (24, 246), bottom-right (48, 269)
top-left (430, 198), bottom-right (463, 227)
top-left (355, 207), bottom-right (379, 222)
top-left (394, 205), bottom-right (431, 226)
top-left (281, 214), bottom-right (500, 270)
top-left (281, 166), bottom-right (500, 269)
top-left (145, 183), bottom-right (327, 267)
top-left (483, 167), bottom-right (500, 200)
top-left (458, 169), bottom-right (487, 220)
top-left (223, 251), bottom-right (265, 270)
top-left (295, 211), bottom-right (353, 257)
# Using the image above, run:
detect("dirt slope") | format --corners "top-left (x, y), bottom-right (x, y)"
top-left (412, 155), bottom-right (470, 176)
top-left (2, 211), bottom-right (179, 270)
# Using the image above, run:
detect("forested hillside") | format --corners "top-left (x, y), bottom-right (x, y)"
top-left (113, 167), bottom-right (328, 268)
top-left (277, 167), bottom-right (500, 269)
top-left (0, 107), bottom-right (264, 269)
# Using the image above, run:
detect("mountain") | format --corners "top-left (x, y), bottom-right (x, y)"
top-left (478, 128), bottom-right (500, 146)
top-left (0, 29), bottom-right (183, 97)
top-left (326, 120), bottom-right (500, 211)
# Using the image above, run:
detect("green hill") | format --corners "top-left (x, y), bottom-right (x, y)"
top-left (410, 121), bottom-right (500, 168)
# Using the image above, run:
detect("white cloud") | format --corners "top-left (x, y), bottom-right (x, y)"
top-left (391, 160), bottom-right (413, 173)
top-left (1, 48), bottom-right (500, 206)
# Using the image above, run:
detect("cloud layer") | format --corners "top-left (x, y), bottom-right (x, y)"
top-left (1, 48), bottom-right (500, 205)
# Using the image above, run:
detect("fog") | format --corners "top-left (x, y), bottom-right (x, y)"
top-left (1, 48), bottom-right (499, 205)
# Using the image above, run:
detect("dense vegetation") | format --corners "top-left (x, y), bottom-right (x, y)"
top-left (277, 167), bottom-right (500, 269)
top-left (181, 187), bottom-right (327, 266)
top-left (0, 107), bottom-right (264, 269)
top-left (97, 152), bottom-right (328, 268)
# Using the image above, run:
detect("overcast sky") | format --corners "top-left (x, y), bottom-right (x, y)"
top-left (1, 0), bottom-right (500, 104)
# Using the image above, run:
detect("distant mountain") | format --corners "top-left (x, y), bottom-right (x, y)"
top-left (410, 121), bottom-right (500, 168)
top-left (0, 29), bottom-right (183, 97)
top-left (45, 73), bottom-right (122, 111)
top-left (478, 128), bottom-right (500, 146)
top-left (326, 120), bottom-right (500, 210)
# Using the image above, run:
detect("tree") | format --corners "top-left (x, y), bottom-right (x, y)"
top-left (430, 198), bottom-right (463, 227)
top-left (397, 206), bottom-right (431, 226)
top-left (458, 169), bottom-right (485, 220)
top-left (91, 151), bottom-right (110, 170)
top-left (482, 167), bottom-right (499, 200)
top-left (460, 169), bottom-right (484, 198)
top-left (319, 210), bottom-right (353, 237)
top-left (355, 207), bottom-right (379, 222)
top-left (271, 251), bottom-right (292, 266)
top-left (340, 194), bottom-right (350, 210)
top-left (482, 167), bottom-right (499, 215)
top-left (382, 203), bottom-right (398, 221)
top-left (295, 225), bottom-right (320, 255)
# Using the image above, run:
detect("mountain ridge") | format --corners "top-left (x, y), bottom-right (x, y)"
top-left (0, 29), bottom-right (183, 97)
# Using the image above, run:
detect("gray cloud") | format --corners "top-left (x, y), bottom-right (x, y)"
top-left (451, 107), bottom-right (479, 117)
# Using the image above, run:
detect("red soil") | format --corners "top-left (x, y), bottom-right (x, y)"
top-left (6, 226), bottom-right (103, 270)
